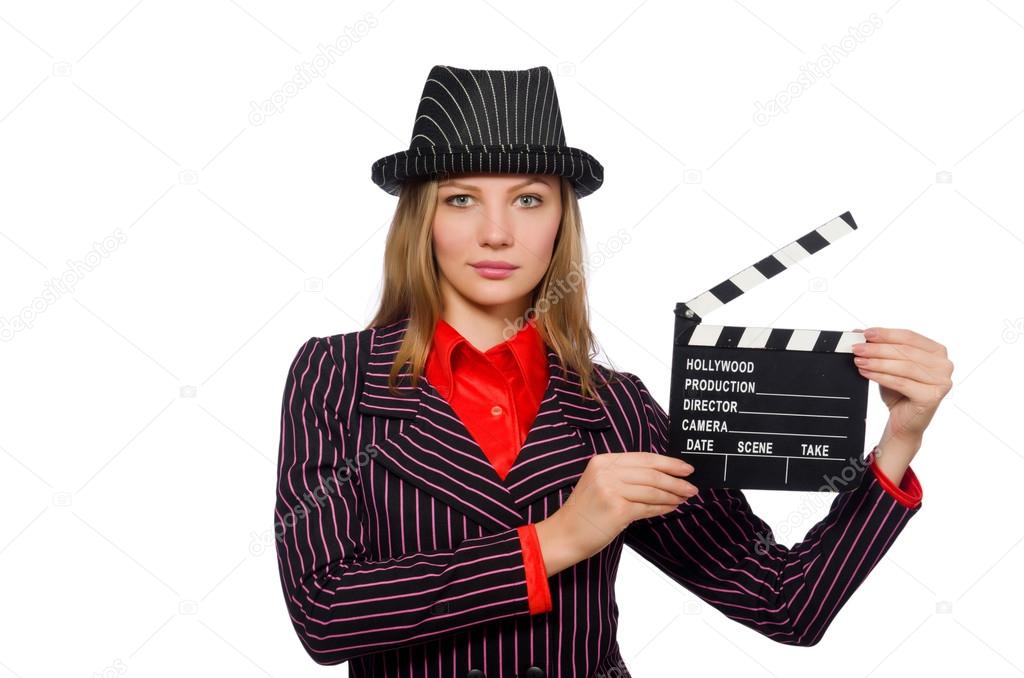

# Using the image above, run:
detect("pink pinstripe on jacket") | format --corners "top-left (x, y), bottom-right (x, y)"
top-left (274, 315), bottom-right (923, 677)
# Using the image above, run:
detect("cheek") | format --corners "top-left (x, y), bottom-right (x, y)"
top-left (519, 215), bottom-right (561, 266)
top-left (431, 216), bottom-right (469, 265)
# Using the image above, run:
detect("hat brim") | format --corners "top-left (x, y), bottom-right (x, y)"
top-left (370, 143), bottom-right (603, 198)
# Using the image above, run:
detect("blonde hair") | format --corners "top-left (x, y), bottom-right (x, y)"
top-left (367, 175), bottom-right (618, 403)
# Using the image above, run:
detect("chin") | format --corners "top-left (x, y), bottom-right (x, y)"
top-left (459, 282), bottom-right (533, 306)
top-left (466, 291), bottom-right (528, 306)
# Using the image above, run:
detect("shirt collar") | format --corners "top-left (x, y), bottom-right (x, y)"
top-left (425, 315), bottom-right (547, 399)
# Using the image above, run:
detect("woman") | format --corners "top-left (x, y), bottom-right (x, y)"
top-left (274, 65), bottom-right (952, 678)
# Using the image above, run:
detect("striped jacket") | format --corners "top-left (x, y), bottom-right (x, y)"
top-left (274, 315), bottom-right (922, 678)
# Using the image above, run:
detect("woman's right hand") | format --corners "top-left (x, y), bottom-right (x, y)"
top-left (534, 452), bottom-right (698, 577)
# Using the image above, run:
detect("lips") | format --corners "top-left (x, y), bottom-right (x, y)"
top-left (470, 261), bottom-right (519, 279)
top-left (471, 261), bottom-right (518, 270)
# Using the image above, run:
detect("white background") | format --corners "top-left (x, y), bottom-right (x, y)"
top-left (1, 1), bottom-right (1021, 676)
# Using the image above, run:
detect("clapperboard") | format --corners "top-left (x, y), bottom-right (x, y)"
top-left (668, 211), bottom-right (868, 492)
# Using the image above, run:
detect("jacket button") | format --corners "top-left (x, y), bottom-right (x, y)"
top-left (465, 670), bottom-right (485, 678)
top-left (524, 667), bottom-right (544, 678)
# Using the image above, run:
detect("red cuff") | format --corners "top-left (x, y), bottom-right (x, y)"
top-left (517, 523), bottom-right (552, 614)
top-left (868, 446), bottom-right (923, 509)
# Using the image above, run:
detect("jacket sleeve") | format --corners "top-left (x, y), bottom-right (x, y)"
top-left (620, 372), bottom-right (924, 647)
top-left (275, 337), bottom-right (543, 666)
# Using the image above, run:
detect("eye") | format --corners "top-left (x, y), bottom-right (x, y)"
top-left (445, 194), bottom-right (475, 207)
top-left (518, 194), bottom-right (543, 208)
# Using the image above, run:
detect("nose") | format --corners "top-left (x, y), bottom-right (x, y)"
top-left (477, 205), bottom-right (514, 247)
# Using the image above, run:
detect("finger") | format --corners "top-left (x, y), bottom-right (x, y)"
top-left (618, 467), bottom-right (698, 497)
top-left (856, 367), bottom-right (945, 401)
top-left (852, 340), bottom-right (947, 368)
top-left (615, 451), bottom-right (694, 476)
top-left (865, 327), bottom-right (945, 354)
top-left (645, 452), bottom-right (696, 476)
top-left (614, 467), bottom-right (696, 499)
top-left (621, 484), bottom-right (694, 506)
top-left (853, 356), bottom-right (949, 385)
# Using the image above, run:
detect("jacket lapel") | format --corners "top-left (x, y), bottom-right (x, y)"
top-left (357, 316), bottom-right (612, 533)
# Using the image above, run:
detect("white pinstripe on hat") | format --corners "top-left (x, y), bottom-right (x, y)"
top-left (370, 65), bottom-right (604, 198)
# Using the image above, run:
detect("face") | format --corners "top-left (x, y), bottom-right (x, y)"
top-left (432, 173), bottom-right (562, 317)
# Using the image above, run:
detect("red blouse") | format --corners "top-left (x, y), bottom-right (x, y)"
top-left (424, 315), bottom-right (553, 614)
top-left (423, 316), bottom-right (923, 616)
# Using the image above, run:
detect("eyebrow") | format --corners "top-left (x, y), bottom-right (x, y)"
top-left (438, 176), bottom-right (552, 191)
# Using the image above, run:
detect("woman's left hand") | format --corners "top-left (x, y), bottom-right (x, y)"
top-left (851, 327), bottom-right (954, 440)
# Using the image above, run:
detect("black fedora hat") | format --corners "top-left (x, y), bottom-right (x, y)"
top-left (370, 64), bottom-right (604, 198)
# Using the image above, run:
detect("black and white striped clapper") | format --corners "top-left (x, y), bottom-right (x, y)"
top-left (668, 211), bottom-right (869, 492)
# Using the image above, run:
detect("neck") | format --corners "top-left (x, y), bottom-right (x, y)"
top-left (438, 294), bottom-right (534, 352)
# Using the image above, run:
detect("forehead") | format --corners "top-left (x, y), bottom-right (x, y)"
top-left (437, 173), bottom-right (557, 188)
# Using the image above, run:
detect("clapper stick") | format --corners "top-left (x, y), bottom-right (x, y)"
top-left (668, 211), bottom-right (870, 492)
top-left (675, 211), bottom-right (863, 352)
top-left (677, 210), bottom-right (859, 327)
